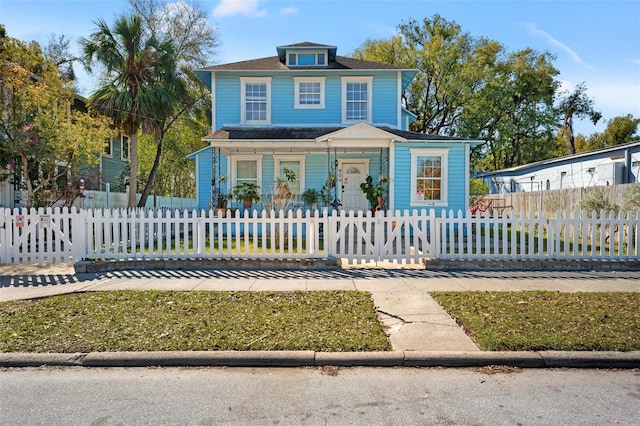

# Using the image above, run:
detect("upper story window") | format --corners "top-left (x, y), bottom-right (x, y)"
top-left (286, 52), bottom-right (327, 67)
top-left (294, 77), bottom-right (325, 109)
top-left (121, 135), bottom-right (130, 161)
top-left (410, 149), bottom-right (448, 206)
top-left (342, 76), bottom-right (373, 123)
top-left (240, 77), bottom-right (271, 125)
top-left (103, 138), bottom-right (112, 157)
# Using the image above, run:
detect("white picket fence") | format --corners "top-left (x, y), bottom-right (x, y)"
top-left (1, 207), bottom-right (638, 266)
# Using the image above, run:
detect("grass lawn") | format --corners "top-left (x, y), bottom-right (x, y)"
top-left (0, 291), bottom-right (389, 353)
top-left (431, 291), bottom-right (640, 351)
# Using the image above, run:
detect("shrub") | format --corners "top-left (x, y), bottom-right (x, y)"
top-left (578, 189), bottom-right (619, 216)
top-left (469, 178), bottom-right (489, 205)
top-left (621, 183), bottom-right (640, 211)
top-left (544, 192), bottom-right (568, 213)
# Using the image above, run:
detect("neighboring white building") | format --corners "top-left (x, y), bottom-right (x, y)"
top-left (476, 141), bottom-right (640, 194)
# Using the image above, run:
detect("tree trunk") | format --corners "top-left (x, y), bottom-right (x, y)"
top-left (137, 135), bottom-right (163, 208)
top-left (128, 133), bottom-right (138, 208)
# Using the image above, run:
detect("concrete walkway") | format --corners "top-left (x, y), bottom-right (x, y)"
top-left (1, 263), bottom-right (639, 368)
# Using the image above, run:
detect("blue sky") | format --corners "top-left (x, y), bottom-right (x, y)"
top-left (2, 0), bottom-right (639, 136)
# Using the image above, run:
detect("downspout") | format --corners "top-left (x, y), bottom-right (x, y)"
top-left (625, 147), bottom-right (632, 184)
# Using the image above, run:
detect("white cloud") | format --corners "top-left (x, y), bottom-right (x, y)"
top-left (213, 0), bottom-right (267, 18)
top-left (588, 84), bottom-right (640, 118)
top-left (525, 23), bottom-right (594, 70)
top-left (280, 6), bottom-right (298, 16)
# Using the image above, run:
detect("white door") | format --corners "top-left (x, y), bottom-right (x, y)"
top-left (338, 160), bottom-right (369, 212)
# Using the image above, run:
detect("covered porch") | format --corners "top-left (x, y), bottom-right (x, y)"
top-left (203, 124), bottom-right (401, 215)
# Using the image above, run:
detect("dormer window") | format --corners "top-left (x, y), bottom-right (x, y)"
top-left (286, 51), bottom-right (327, 67)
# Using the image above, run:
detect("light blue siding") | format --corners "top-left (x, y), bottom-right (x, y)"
top-left (194, 148), bottom-right (212, 210)
top-left (214, 71), bottom-right (399, 128)
top-left (371, 73), bottom-right (398, 126)
top-left (393, 142), bottom-right (468, 214)
top-left (215, 75), bottom-right (241, 126)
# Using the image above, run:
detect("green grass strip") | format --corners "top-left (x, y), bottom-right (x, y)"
top-left (431, 291), bottom-right (640, 351)
top-left (0, 291), bottom-right (390, 353)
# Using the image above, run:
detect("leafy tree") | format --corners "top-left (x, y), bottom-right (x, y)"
top-left (556, 83), bottom-right (602, 155)
top-left (81, 14), bottom-right (181, 207)
top-left (398, 16), bottom-right (501, 135)
top-left (463, 48), bottom-right (560, 170)
top-left (125, 0), bottom-right (216, 206)
top-left (0, 27), bottom-right (112, 208)
top-left (353, 15), bottom-right (561, 171)
top-left (574, 114), bottom-right (639, 153)
top-left (43, 33), bottom-right (78, 82)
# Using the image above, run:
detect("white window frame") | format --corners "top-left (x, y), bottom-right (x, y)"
top-left (230, 154), bottom-right (263, 189)
top-left (121, 135), bottom-right (130, 161)
top-left (240, 77), bottom-right (271, 125)
top-left (103, 138), bottom-right (113, 157)
top-left (410, 148), bottom-right (449, 206)
top-left (274, 155), bottom-right (306, 195)
top-left (341, 76), bottom-right (373, 124)
top-left (293, 77), bottom-right (325, 109)
top-left (286, 50), bottom-right (328, 67)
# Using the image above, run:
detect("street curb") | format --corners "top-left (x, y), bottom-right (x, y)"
top-left (403, 351), bottom-right (546, 368)
top-left (2, 351), bottom-right (639, 369)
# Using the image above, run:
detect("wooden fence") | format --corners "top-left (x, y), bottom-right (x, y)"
top-left (1, 207), bottom-right (638, 266)
top-left (482, 183), bottom-right (637, 217)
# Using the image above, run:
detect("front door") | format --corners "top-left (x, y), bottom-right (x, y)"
top-left (338, 160), bottom-right (369, 212)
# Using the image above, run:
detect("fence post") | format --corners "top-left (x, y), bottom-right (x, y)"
top-left (432, 209), bottom-right (441, 259)
top-left (72, 208), bottom-right (87, 263)
top-left (0, 208), bottom-right (7, 263)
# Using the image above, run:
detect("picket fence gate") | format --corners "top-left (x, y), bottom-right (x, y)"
top-left (1, 207), bottom-right (638, 266)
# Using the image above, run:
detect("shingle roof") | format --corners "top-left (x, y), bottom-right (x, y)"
top-left (198, 55), bottom-right (411, 72)
top-left (204, 127), bottom-right (470, 141)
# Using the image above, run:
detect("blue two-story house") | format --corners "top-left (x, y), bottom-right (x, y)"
top-left (188, 42), bottom-right (482, 213)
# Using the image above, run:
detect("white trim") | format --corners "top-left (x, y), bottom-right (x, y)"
top-left (211, 72), bottom-right (216, 132)
top-left (410, 148), bottom-right (449, 207)
top-left (102, 138), bottom-right (113, 158)
top-left (120, 135), bottom-right (130, 161)
top-left (286, 50), bottom-right (328, 67)
top-left (341, 76), bottom-right (373, 124)
top-left (396, 71), bottom-right (401, 130)
top-left (274, 155), bottom-right (306, 194)
top-left (464, 143), bottom-right (470, 211)
top-left (240, 77), bottom-right (271, 125)
top-left (230, 154), bottom-right (263, 189)
top-left (293, 77), bottom-right (325, 109)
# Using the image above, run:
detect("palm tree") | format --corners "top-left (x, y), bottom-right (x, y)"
top-left (80, 14), bottom-right (179, 207)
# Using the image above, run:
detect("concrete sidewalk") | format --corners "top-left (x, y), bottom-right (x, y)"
top-left (1, 263), bottom-right (639, 368)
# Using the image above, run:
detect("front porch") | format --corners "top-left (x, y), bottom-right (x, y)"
top-left (192, 124), bottom-right (403, 214)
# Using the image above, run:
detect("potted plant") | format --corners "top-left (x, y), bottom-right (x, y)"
top-left (301, 188), bottom-right (319, 211)
top-left (272, 167), bottom-right (296, 213)
top-left (214, 193), bottom-right (231, 216)
top-left (233, 182), bottom-right (260, 210)
top-left (360, 175), bottom-right (386, 210)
